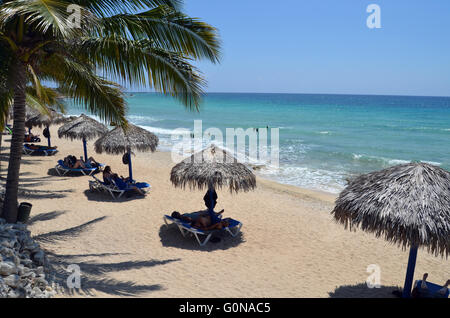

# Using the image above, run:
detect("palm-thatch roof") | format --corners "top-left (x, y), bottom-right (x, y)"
top-left (8, 106), bottom-right (40, 121)
top-left (332, 162), bottom-right (450, 257)
top-left (57, 114), bottom-right (108, 141)
top-left (25, 108), bottom-right (66, 128)
top-left (94, 123), bottom-right (159, 155)
top-left (170, 145), bottom-right (257, 193)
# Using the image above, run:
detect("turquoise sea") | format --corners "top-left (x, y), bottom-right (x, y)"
top-left (67, 93), bottom-right (450, 193)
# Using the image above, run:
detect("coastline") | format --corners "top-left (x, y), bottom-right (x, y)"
top-left (66, 91), bottom-right (450, 195)
top-left (4, 125), bottom-right (448, 298)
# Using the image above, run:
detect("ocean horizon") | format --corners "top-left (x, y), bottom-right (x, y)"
top-left (67, 92), bottom-right (450, 194)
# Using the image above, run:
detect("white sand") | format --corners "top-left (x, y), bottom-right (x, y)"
top-left (3, 126), bottom-right (448, 298)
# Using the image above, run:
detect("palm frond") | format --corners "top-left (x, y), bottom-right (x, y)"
top-left (41, 54), bottom-right (127, 126)
top-left (76, 36), bottom-right (205, 110)
top-left (71, 0), bottom-right (181, 17)
top-left (26, 85), bottom-right (66, 113)
top-left (0, 0), bottom-right (93, 38)
top-left (97, 5), bottom-right (220, 63)
top-left (25, 93), bottom-right (51, 117)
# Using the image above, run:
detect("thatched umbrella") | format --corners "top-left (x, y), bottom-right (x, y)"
top-left (58, 114), bottom-right (108, 161)
top-left (170, 145), bottom-right (256, 222)
top-left (8, 106), bottom-right (41, 133)
top-left (332, 162), bottom-right (450, 298)
top-left (25, 109), bottom-right (66, 147)
top-left (94, 123), bottom-right (159, 180)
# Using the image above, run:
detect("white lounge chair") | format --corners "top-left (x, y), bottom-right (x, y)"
top-left (89, 175), bottom-right (126, 199)
top-left (89, 175), bottom-right (151, 199)
top-left (163, 214), bottom-right (242, 246)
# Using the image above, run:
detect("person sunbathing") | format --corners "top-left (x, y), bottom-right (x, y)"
top-left (85, 156), bottom-right (100, 168)
top-left (103, 166), bottom-right (120, 184)
top-left (192, 218), bottom-right (230, 231)
top-left (171, 211), bottom-right (194, 223)
top-left (26, 144), bottom-right (57, 150)
top-left (103, 166), bottom-right (146, 196)
top-left (439, 279), bottom-right (450, 296)
top-left (171, 210), bottom-right (225, 229)
top-left (103, 166), bottom-right (131, 183)
top-left (412, 273), bottom-right (450, 298)
top-left (63, 155), bottom-right (85, 169)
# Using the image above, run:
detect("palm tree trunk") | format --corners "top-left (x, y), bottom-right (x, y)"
top-left (2, 60), bottom-right (26, 223)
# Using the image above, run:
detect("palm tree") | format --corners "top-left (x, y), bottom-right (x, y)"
top-left (0, 0), bottom-right (221, 222)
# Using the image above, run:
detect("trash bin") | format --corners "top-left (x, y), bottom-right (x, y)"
top-left (17, 202), bottom-right (32, 223)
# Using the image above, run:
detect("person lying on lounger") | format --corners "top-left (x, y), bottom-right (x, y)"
top-left (192, 218), bottom-right (230, 231)
top-left (85, 156), bottom-right (100, 168)
top-left (26, 144), bottom-right (57, 150)
top-left (412, 273), bottom-right (450, 298)
top-left (63, 155), bottom-right (86, 169)
top-left (102, 166), bottom-right (146, 196)
top-left (103, 165), bottom-right (130, 183)
top-left (171, 210), bottom-right (225, 229)
top-left (63, 155), bottom-right (99, 169)
top-left (171, 211), bottom-right (194, 223)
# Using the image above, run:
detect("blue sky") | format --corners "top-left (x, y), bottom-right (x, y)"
top-left (153, 0), bottom-right (450, 97)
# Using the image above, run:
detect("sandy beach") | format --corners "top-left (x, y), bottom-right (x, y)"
top-left (2, 125), bottom-right (448, 298)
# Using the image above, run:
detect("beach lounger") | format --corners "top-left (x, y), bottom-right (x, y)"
top-left (414, 280), bottom-right (449, 298)
top-left (163, 214), bottom-right (242, 246)
top-left (55, 160), bottom-right (101, 176)
top-left (89, 175), bottom-right (150, 199)
top-left (23, 144), bottom-right (58, 156)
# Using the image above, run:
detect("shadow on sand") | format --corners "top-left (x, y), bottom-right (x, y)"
top-left (46, 252), bottom-right (181, 296)
top-left (31, 214), bottom-right (177, 296)
top-left (0, 155), bottom-right (44, 165)
top-left (0, 171), bottom-right (74, 200)
top-left (34, 216), bottom-right (107, 244)
top-left (82, 189), bottom-right (147, 203)
top-left (158, 223), bottom-right (245, 252)
top-left (328, 283), bottom-right (400, 298)
top-left (28, 210), bottom-right (67, 225)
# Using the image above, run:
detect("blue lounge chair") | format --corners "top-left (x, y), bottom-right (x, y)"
top-left (163, 214), bottom-right (243, 246)
top-left (23, 144), bottom-right (58, 156)
top-left (414, 280), bottom-right (449, 298)
top-left (113, 177), bottom-right (149, 192)
top-left (89, 175), bottom-right (150, 199)
top-left (55, 160), bottom-right (101, 176)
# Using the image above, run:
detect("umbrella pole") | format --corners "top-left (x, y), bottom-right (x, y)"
top-left (83, 138), bottom-right (88, 162)
top-left (402, 246), bottom-right (418, 298)
top-left (47, 126), bottom-right (51, 147)
top-left (128, 150), bottom-right (133, 182)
